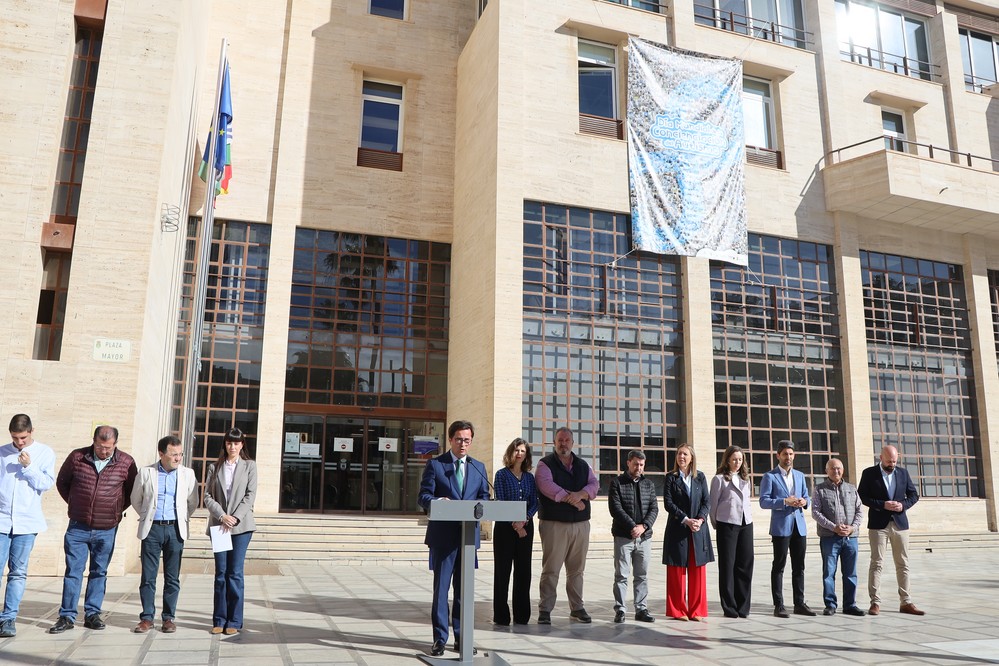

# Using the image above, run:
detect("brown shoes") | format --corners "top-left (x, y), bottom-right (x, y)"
top-left (224, 627), bottom-right (239, 635)
top-left (868, 604), bottom-right (880, 615)
top-left (211, 626), bottom-right (224, 635)
top-left (900, 603), bottom-right (925, 616)
top-left (133, 620), bottom-right (154, 633)
top-left (161, 619), bottom-right (177, 633)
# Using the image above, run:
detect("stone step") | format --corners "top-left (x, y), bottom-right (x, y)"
top-left (178, 511), bottom-right (999, 567)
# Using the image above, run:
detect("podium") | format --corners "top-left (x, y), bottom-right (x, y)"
top-left (420, 500), bottom-right (526, 666)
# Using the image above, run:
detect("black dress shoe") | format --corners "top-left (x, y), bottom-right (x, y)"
top-left (614, 610), bottom-right (625, 623)
top-left (823, 607), bottom-right (836, 616)
top-left (454, 640), bottom-right (477, 655)
top-left (774, 606), bottom-right (790, 618)
top-left (723, 610), bottom-right (739, 618)
top-left (843, 606), bottom-right (867, 617)
top-left (793, 605), bottom-right (817, 617)
top-left (84, 614), bottom-right (106, 630)
top-left (49, 617), bottom-right (75, 634)
top-left (430, 641), bottom-right (445, 657)
top-left (635, 609), bottom-right (655, 623)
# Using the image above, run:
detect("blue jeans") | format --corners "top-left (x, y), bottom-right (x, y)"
top-left (60, 521), bottom-right (118, 620)
top-left (0, 531), bottom-right (37, 621)
top-left (820, 535), bottom-right (859, 610)
top-left (214, 531), bottom-right (252, 629)
top-left (139, 523), bottom-right (184, 621)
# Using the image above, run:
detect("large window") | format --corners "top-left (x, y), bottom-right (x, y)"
top-left (36, 27), bottom-right (104, 360)
top-left (861, 251), bottom-right (981, 498)
top-left (358, 80), bottom-right (404, 170)
top-left (835, 0), bottom-right (931, 80)
top-left (522, 202), bottom-right (684, 494)
top-left (960, 28), bottom-right (999, 92)
top-left (286, 230), bottom-right (450, 411)
top-left (369, 0), bottom-right (404, 20)
top-left (695, 0), bottom-right (807, 49)
top-left (578, 41), bottom-right (623, 139)
top-left (172, 219), bottom-right (271, 495)
top-left (712, 234), bottom-right (844, 488)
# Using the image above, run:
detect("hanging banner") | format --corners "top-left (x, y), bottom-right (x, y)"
top-left (627, 38), bottom-right (747, 266)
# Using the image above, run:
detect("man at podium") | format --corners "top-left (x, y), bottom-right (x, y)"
top-left (418, 420), bottom-right (490, 657)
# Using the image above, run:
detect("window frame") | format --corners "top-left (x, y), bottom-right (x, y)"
top-left (368, 0), bottom-right (406, 21)
top-left (881, 107), bottom-right (907, 152)
top-left (577, 39), bottom-right (619, 121)
top-left (695, 0), bottom-right (807, 48)
top-left (359, 79), bottom-right (405, 154)
top-left (743, 76), bottom-right (776, 151)
top-left (959, 27), bottom-right (999, 92)
top-left (836, 0), bottom-right (931, 80)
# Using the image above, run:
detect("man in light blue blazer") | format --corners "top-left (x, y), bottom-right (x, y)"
top-left (418, 420), bottom-right (490, 657)
top-left (759, 440), bottom-right (816, 618)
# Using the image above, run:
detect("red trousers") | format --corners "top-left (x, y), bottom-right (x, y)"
top-left (666, 540), bottom-right (708, 618)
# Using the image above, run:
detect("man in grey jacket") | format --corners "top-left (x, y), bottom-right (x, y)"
top-left (812, 458), bottom-right (865, 617)
top-left (607, 449), bottom-right (659, 623)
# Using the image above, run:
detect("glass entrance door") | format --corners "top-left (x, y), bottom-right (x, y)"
top-left (280, 414), bottom-right (444, 514)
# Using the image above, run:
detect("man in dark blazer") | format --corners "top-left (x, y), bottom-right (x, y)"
top-left (857, 444), bottom-right (924, 617)
top-left (759, 440), bottom-right (815, 618)
top-left (418, 420), bottom-right (490, 657)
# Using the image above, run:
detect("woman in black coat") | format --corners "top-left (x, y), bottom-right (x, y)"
top-left (662, 443), bottom-right (714, 620)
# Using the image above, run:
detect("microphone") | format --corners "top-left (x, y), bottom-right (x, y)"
top-left (466, 458), bottom-right (495, 500)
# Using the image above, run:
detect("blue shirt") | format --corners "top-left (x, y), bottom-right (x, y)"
top-left (880, 466), bottom-right (896, 498)
top-left (0, 440), bottom-right (57, 535)
top-left (493, 467), bottom-right (538, 520)
top-left (154, 463), bottom-right (178, 521)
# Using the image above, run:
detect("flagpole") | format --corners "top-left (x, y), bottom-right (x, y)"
top-left (181, 37), bottom-right (228, 462)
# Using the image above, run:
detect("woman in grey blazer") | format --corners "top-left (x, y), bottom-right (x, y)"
top-left (709, 445), bottom-right (754, 618)
top-left (204, 428), bottom-right (257, 635)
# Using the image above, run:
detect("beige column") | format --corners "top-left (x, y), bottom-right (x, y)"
top-left (833, 214), bottom-right (874, 482)
top-left (681, 256), bottom-right (716, 456)
top-left (962, 236), bottom-right (999, 531)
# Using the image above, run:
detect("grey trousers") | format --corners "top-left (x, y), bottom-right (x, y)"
top-left (612, 535), bottom-right (651, 612)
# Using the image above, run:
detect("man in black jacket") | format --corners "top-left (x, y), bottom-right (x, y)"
top-left (608, 450), bottom-right (659, 623)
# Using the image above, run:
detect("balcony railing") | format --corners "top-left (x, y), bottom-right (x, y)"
top-left (693, 3), bottom-right (812, 50)
top-left (602, 0), bottom-right (666, 13)
top-left (825, 136), bottom-right (999, 172)
top-left (579, 113), bottom-right (624, 140)
top-left (965, 72), bottom-right (998, 94)
top-left (745, 145), bottom-right (783, 169)
top-left (357, 147), bottom-right (404, 171)
top-left (840, 45), bottom-right (937, 81)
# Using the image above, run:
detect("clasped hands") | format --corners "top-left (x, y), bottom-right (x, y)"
top-left (783, 495), bottom-right (807, 508)
top-left (682, 517), bottom-right (704, 532)
top-left (561, 490), bottom-right (589, 511)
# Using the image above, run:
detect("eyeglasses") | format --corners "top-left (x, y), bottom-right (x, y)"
top-left (452, 438), bottom-right (472, 445)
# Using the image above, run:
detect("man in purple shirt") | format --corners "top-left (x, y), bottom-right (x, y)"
top-left (535, 427), bottom-right (598, 624)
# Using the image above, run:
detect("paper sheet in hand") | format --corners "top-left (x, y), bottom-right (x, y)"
top-left (210, 525), bottom-right (233, 553)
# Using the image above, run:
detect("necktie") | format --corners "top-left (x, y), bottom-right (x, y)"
top-left (456, 459), bottom-right (465, 494)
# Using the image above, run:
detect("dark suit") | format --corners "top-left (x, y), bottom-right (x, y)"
top-left (857, 464), bottom-right (919, 606)
top-left (418, 452), bottom-right (490, 645)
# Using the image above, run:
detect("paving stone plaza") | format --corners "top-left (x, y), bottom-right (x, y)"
top-left (1, 539), bottom-right (997, 665)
